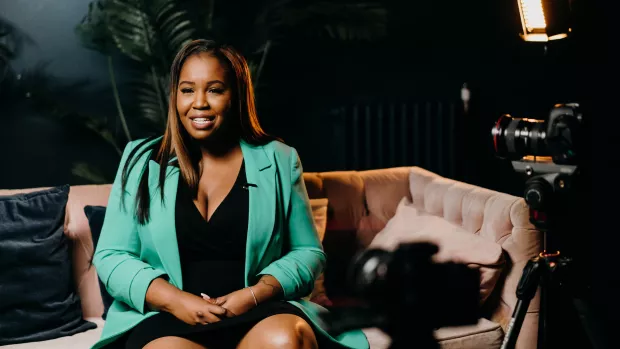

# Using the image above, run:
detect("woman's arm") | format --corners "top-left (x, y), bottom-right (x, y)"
top-left (250, 275), bottom-right (283, 303)
top-left (256, 148), bottom-right (327, 300)
top-left (93, 141), bottom-right (168, 314)
top-left (145, 277), bottom-right (182, 311)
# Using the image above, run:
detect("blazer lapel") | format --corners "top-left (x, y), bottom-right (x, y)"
top-left (241, 141), bottom-right (275, 286)
top-left (147, 160), bottom-right (183, 289)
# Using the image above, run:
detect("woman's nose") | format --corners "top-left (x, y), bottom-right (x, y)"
top-left (193, 93), bottom-right (209, 109)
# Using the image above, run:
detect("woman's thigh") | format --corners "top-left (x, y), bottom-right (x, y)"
top-left (143, 336), bottom-right (207, 349)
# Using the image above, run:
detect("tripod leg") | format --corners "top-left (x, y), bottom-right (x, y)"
top-left (500, 258), bottom-right (543, 349)
top-left (501, 299), bottom-right (532, 349)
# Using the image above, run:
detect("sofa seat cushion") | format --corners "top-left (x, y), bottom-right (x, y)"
top-left (0, 318), bottom-right (104, 349)
top-left (363, 318), bottom-right (503, 349)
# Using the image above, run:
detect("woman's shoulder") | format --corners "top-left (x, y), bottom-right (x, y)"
top-left (261, 139), bottom-right (298, 159)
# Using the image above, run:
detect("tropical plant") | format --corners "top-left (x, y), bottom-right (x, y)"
top-left (76, 0), bottom-right (197, 142)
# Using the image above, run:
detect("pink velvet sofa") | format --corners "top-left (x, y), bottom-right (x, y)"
top-left (0, 166), bottom-right (541, 349)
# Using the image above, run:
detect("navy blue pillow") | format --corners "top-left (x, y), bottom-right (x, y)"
top-left (84, 205), bottom-right (114, 319)
top-left (0, 185), bottom-right (96, 345)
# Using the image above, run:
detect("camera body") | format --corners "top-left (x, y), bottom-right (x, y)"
top-left (491, 103), bottom-right (582, 228)
top-left (492, 102), bottom-right (582, 166)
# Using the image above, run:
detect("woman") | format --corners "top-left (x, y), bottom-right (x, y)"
top-left (91, 39), bottom-right (369, 349)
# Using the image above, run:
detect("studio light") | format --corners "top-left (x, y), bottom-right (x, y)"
top-left (517, 0), bottom-right (572, 42)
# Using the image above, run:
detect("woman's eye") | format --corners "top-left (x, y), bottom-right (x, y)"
top-left (208, 88), bottom-right (223, 94)
top-left (180, 88), bottom-right (193, 94)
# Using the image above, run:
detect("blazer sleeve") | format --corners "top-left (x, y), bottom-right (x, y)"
top-left (258, 148), bottom-right (327, 300)
top-left (93, 140), bottom-right (167, 314)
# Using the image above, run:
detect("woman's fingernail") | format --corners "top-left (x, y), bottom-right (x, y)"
top-left (201, 293), bottom-right (210, 299)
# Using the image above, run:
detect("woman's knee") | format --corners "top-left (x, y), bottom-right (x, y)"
top-left (238, 314), bottom-right (317, 349)
top-left (142, 336), bottom-right (207, 349)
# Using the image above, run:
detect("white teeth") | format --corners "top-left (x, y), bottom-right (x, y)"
top-left (193, 118), bottom-right (211, 124)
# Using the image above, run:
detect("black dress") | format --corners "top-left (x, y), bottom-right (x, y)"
top-left (113, 161), bottom-right (339, 349)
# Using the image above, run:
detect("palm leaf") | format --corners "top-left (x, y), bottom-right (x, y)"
top-left (151, 0), bottom-right (196, 57)
top-left (104, 0), bottom-right (159, 63)
top-left (75, 1), bottom-right (116, 53)
top-left (77, 0), bottom-right (198, 135)
top-left (125, 67), bottom-right (168, 129)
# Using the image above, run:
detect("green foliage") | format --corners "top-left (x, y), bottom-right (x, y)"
top-left (76, 0), bottom-right (197, 134)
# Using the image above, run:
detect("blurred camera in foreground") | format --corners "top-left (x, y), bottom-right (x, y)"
top-left (320, 242), bottom-right (480, 349)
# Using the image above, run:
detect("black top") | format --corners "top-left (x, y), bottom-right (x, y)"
top-left (174, 160), bottom-right (249, 298)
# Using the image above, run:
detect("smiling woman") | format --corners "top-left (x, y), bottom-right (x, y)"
top-left (90, 39), bottom-right (370, 349)
top-left (176, 54), bottom-right (232, 141)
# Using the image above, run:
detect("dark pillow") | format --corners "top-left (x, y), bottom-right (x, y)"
top-left (84, 205), bottom-right (114, 319)
top-left (0, 185), bottom-right (96, 345)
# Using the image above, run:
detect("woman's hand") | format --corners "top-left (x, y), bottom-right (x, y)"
top-left (167, 291), bottom-right (228, 325)
top-left (203, 288), bottom-right (257, 317)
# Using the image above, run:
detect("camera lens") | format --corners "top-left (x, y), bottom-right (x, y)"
top-left (491, 114), bottom-right (549, 160)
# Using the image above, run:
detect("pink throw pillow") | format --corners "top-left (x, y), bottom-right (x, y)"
top-left (370, 197), bottom-right (505, 304)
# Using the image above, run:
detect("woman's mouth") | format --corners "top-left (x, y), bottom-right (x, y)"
top-left (190, 116), bottom-right (216, 130)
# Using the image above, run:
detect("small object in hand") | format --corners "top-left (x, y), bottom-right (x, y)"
top-left (200, 293), bottom-right (210, 300)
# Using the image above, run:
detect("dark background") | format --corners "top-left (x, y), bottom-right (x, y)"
top-left (1, 0), bottom-right (617, 347)
top-left (1, 0), bottom-right (604, 194)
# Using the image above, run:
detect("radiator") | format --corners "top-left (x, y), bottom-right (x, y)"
top-left (341, 100), bottom-right (464, 179)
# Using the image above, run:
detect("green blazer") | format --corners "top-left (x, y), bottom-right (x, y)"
top-left (91, 136), bottom-right (369, 349)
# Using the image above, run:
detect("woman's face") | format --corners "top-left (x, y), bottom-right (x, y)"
top-left (176, 53), bottom-right (233, 142)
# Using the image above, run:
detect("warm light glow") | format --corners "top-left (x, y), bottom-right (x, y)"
top-left (519, 0), bottom-right (547, 32)
top-left (517, 0), bottom-right (571, 42)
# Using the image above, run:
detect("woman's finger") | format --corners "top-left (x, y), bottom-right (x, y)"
top-left (208, 304), bottom-right (227, 316)
top-left (204, 312), bottom-right (221, 323)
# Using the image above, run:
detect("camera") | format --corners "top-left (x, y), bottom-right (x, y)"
top-left (320, 242), bottom-right (480, 349)
top-left (491, 103), bottom-right (582, 166)
top-left (490, 103), bottom-right (583, 227)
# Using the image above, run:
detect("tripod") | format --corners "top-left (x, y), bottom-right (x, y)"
top-left (499, 172), bottom-right (605, 349)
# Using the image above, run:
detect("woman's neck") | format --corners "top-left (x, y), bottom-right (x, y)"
top-left (198, 135), bottom-right (240, 162)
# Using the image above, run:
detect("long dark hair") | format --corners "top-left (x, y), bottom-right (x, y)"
top-left (121, 39), bottom-right (279, 224)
